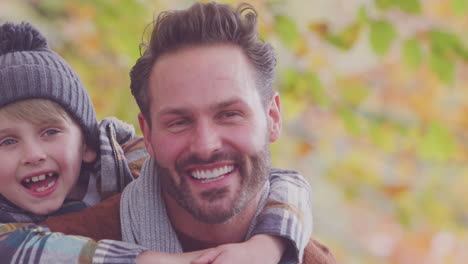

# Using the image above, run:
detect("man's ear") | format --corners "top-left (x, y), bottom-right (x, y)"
top-left (268, 92), bottom-right (282, 143)
top-left (138, 112), bottom-right (156, 158)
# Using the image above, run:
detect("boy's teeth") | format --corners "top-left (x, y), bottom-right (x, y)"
top-left (35, 179), bottom-right (56, 192)
top-left (25, 173), bottom-right (54, 183)
top-left (191, 165), bottom-right (234, 179)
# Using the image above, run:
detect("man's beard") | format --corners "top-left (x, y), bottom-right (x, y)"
top-left (156, 143), bottom-right (271, 224)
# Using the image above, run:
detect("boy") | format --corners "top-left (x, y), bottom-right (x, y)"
top-left (0, 22), bottom-right (143, 224)
top-left (0, 99), bottom-right (97, 219)
top-left (0, 22), bottom-right (314, 263)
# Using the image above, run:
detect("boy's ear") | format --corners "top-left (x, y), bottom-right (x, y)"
top-left (82, 145), bottom-right (97, 163)
top-left (268, 92), bottom-right (282, 143)
top-left (138, 112), bottom-right (156, 158)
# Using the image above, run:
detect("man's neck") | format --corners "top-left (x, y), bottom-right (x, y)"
top-left (163, 191), bottom-right (262, 249)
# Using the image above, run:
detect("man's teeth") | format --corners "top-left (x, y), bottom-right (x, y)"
top-left (24, 173), bottom-right (55, 183)
top-left (191, 165), bottom-right (234, 180)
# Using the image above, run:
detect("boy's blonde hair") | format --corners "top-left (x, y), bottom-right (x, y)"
top-left (0, 99), bottom-right (76, 128)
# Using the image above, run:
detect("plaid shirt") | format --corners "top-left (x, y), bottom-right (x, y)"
top-left (0, 119), bottom-right (313, 264)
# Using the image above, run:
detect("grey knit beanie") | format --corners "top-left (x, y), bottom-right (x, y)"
top-left (0, 22), bottom-right (98, 149)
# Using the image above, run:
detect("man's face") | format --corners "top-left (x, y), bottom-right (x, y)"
top-left (139, 44), bottom-right (281, 224)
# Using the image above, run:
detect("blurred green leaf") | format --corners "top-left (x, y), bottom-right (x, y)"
top-left (281, 70), bottom-right (330, 107)
top-left (430, 29), bottom-right (468, 67)
top-left (358, 6), bottom-right (369, 24)
top-left (281, 93), bottom-right (308, 120)
top-left (429, 51), bottom-right (455, 84)
top-left (375, 0), bottom-right (421, 13)
top-left (375, 0), bottom-right (394, 10)
top-left (305, 72), bottom-right (330, 107)
top-left (37, 0), bottom-right (68, 17)
top-left (341, 83), bottom-right (369, 106)
top-left (274, 15), bottom-right (300, 47)
top-left (338, 107), bottom-right (361, 135)
top-left (430, 30), bottom-right (460, 57)
top-left (370, 122), bottom-right (396, 152)
top-left (452, 0), bottom-right (468, 15)
top-left (326, 23), bottom-right (362, 50)
top-left (282, 68), bottom-right (301, 89)
top-left (370, 20), bottom-right (397, 55)
top-left (403, 38), bottom-right (423, 69)
top-left (418, 122), bottom-right (456, 162)
top-left (394, 0), bottom-right (421, 14)
top-left (396, 192), bottom-right (415, 227)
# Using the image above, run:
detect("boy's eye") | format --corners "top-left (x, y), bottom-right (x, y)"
top-left (0, 138), bottom-right (17, 147)
top-left (42, 129), bottom-right (60, 137)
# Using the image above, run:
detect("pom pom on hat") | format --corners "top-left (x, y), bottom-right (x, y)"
top-left (0, 22), bottom-right (48, 56)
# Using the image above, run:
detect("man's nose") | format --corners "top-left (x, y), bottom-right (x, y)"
top-left (21, 141), bottom-right (47, 166)
top-left (190, 120), bottom-right (222, 160)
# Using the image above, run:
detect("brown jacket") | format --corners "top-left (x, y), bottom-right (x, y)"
top-left (42, 194), bottom-right (337, 264)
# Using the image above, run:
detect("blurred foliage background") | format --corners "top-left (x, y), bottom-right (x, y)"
top-left (1, 0), bottom-right (467, 263)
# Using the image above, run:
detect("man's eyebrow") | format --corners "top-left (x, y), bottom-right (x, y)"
top-left (158, 107), bottom-right (191, 117)
top-left (210, 98), bottom-right (246, 111)
top-left (0, 128), bottom-right (14, 137)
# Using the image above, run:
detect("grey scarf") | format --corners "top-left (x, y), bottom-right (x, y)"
top-left (120, 158), bottom-right (269, 252)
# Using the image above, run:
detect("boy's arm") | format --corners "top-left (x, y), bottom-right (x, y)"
top-left (191, 234), bottom-right (287, 264)
top-left (0, 223), bottom-right (223, 264)
top-left (0, 223), bottom-right (146, 264)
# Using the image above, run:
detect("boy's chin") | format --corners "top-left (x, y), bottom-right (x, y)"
top-left (26, 199), bottom-right (65, 216)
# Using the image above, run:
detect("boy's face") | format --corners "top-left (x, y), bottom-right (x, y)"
top-left (0, 111), bottom-right (96, 215)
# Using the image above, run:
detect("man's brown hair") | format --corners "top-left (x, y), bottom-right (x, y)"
top-left (130, 2), bottom-right (277, 122)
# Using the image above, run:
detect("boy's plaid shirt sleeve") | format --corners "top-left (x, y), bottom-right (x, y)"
top-left (0, 223), bottom-right (147, 264)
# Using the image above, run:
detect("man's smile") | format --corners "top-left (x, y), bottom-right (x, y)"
top-left (190, 165), bottom-right (235, 183)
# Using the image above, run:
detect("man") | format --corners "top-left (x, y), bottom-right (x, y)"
top-left (120, 2), bottom-right (335, 264)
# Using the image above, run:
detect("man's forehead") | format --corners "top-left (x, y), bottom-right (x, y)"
top-left (147, 44), bottom-right (260, 112)
top-left (156, 97), bottom-right (249, 116)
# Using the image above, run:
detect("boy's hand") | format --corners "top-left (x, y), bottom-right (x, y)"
top-left (191, 234), bottom-right (287, 264)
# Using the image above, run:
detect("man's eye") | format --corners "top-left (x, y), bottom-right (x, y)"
top-left (167, 119), bottom-right (191, 132)
top-left (224, 111), bottom-right (238, 117)
top-left (219, 111), bottom-right (242, 119)
top-left (169, 119), bottom-right (188, 127)
top-left (43, 129), bottom-right (60, 137)
top-left (0, 138), bottom-right (17, 147)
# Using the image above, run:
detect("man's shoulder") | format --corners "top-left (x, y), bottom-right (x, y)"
top-left (270, 168), bottom-right (301, 175)
top-left (269, 168), bottom-right (309, 186)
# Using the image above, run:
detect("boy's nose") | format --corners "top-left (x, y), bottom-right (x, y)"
top-left (22, 144), bottom-right (47, 166)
